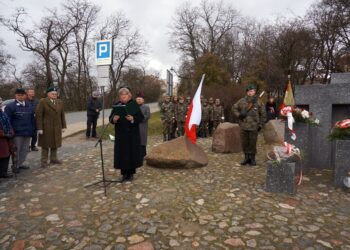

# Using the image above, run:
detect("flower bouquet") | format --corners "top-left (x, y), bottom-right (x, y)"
top-left (280, 106), bottom-right (320, 141)
top-left (291, 108), bottom-right (320, 126)
top-left (329, 119), bottom-right (350, 141)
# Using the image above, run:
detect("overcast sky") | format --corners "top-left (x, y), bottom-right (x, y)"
top-left (0, 0), bottom-right (316, 79)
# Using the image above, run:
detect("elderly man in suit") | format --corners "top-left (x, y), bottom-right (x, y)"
top-left (36, 86), bottom-right (67, 168)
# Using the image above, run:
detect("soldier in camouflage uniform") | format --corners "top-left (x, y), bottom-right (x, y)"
top-left (175, 96), bottom-right (187, 136)
top-left (160, 95), bottom-right (175, 141)
top-left (171, 96), bottom-right (178, 139)
top-left (212, 98), bottom-right (225, 131)
top-left (186, 96), bottom-right (191, 107)
top-left (199, 99), bottom-right (210, 137)
top-left (208, 97), bottom-right (214, 136)
top-left (233, 84), bottom-right (266, 166)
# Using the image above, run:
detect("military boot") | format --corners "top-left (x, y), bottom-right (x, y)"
top-left (240, 154), bottom-right (250, 165)
top-left (249, 154), bottom-right (257, 166)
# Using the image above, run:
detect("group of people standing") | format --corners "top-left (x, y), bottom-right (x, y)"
top-left (0, 82), bottom-right (277, 181)
top-left (0, 86), bottom-right (66, 178)
top-left (160, 95), bottom-right (225, 141)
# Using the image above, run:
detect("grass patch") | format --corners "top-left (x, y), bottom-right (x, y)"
top-left (97, 111), bottom-right (162, 140)
top-left (148, 111), bottom-right (162, 136)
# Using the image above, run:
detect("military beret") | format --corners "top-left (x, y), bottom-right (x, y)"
top-left (15, 88), bottom-right (26, 94)
top-left (46, 86), bottom-right (58, 93)
top-left (246, 84), bottom-right (257, 91)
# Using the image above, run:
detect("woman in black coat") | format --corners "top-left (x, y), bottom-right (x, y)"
top-left (109, 87), bottom-right (144, 182)
top-left (265, 96), bottom-right (278, 121)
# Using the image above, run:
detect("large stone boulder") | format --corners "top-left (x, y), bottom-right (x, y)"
top-left (212, 122), bottom-right (242, 153)
top-left (145, 136), bottom-right (208, 168)
top-left (263, 119), bottom-right (285, 144)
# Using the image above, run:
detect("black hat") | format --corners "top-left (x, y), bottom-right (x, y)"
top-left (15, 88), bottom-right (26, 95)
top-left (46, 86), bottom-right (58, 93)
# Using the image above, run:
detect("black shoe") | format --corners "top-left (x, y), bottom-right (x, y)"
top-left (249, 154), bottom-right (257, 166)
top-left (125, 175), bottom-right (134, 182)
top-left (0, 173), bottom-right (13, 178)
top-left (12, 168), bottom-right (20, 174)
top-left (119, 175), bottom-right (128, 183)
top-left (19, 165), bottom-right (30, 170)
top-left (31, 146), bottom-right (39, 151)
top-left (240, 154), bottom-right (250, 165)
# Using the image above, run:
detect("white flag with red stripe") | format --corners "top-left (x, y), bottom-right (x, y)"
top-left (185, 74), bottom-right (205, 144)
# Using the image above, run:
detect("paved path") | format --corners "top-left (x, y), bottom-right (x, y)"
top-left (63, 102), bottom-right (159, 138)
top-left (0, 134), bottom-right (349, 249)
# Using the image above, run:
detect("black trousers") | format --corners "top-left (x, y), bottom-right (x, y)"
top-left (0, 157), bottom-right (10, 177)
top-left (121, 168), bottom-right (136, 176)
top-left (140, 145), bottom-right (146, 162)
top-left (31, 132), bottom-right (37, 148)
top-left (86, 115), bottom-right (98, 137)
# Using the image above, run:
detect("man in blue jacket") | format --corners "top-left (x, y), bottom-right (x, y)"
top-left (5, 88), bottom-right (35, 172)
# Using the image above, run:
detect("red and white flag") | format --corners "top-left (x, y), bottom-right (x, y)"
top-left (185, 74), bottom-right (205, 144)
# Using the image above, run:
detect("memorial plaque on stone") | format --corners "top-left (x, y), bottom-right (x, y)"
top-left (265, 160), bottom-right (297, 195)
top-left (332, 140), bottom-right (350, 187)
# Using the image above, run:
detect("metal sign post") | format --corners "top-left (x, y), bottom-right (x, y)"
top-left (167, 69), bottom-right (173, 96)
top-left (85, 39), bottom-right (118, 196)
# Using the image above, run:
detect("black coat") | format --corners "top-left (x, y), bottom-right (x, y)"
top-left (109, 99), bottom-right (144, 170)
top-left (87, 98), bottom-right (102, 116)
top-left (265, 102), bottom-right (277, 121)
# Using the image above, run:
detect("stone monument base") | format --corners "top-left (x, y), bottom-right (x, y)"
top-left (145, 136), bottom-right (208, 169)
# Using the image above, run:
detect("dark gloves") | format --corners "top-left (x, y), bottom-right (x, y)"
top-left (239, 111), bottom-right (247, 120)
top-left (257, 126), bottom-right (262, 132)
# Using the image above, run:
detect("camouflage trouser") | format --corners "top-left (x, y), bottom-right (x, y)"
top-left (240, 129), bottom-right (258, 154)
top-left (199, 121), bottom-right (209, 137)
top-left (162, 120), bottom-right (172, 138)
top-left (213, 120), bottom-right (221, 131)
top-left (208, 120), bottom-right (214, 136)
top-left (177, 121), bottom-right (185, 136)
top-left (171, 120), bottom-right (177, 138)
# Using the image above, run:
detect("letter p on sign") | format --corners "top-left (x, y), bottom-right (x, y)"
top-left (96, 40), bottom-right (112, 65)
top-left (99, 44), bottom-right (108, 57)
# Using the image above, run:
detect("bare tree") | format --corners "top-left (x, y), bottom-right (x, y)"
top-left (60, 0), bottom-right (100, 109)
top-left (98, 12), bottom-right (147, 103)
top-left (307, 1), bottom-right (344, 83)
top-left (169, 0), bottom-right (240, 63)
top-left (0, 39), bottom-right (13, 81)
top-left (2, 7), bottom-right (82, 87)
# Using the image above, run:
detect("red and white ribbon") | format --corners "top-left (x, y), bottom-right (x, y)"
top-left (281, 106), bottom-right (296, 140)
top-left (335, 119), bottom-right (350, 129)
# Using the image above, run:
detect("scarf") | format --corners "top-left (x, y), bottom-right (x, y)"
top-left (0, 111), bottom-right (11, 135)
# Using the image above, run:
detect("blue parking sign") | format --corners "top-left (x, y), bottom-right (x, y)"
top-left (96, 40), bottom-right (112, 65)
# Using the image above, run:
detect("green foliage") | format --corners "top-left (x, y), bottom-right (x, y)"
top-left (328, 127), bottom-right (350, 141)
top-left (121, 68), bottom-right (164, 102)
top-left (148, 111), bottom-right (162, 136)
top-left (193, 53), bottom-right (231, 86)
top-left (96, 111), bottom-right (162, 140)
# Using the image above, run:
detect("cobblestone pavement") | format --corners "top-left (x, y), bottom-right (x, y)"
top-left (0, 134), bottom-right (349, 250)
